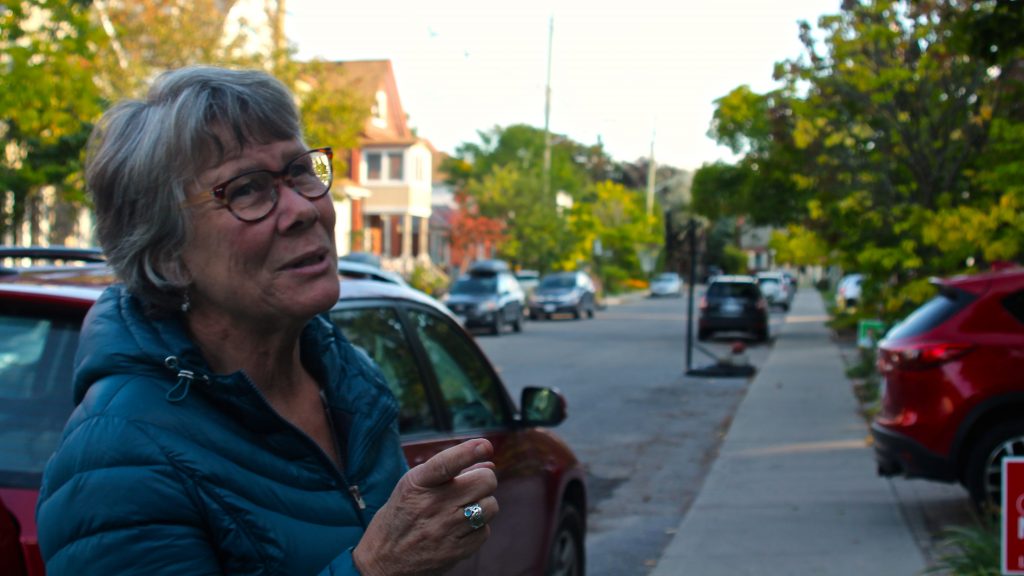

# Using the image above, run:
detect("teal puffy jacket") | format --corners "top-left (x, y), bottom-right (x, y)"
top-left (36, 285), bottom-right (407, 575)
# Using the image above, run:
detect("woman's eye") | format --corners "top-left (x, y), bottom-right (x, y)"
top-left (289, 161), bottom-right (314, 178)
top-left (226, 176), bottom-right (263, 204)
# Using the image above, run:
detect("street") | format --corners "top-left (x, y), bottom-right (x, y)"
top-left (477, 292), bottom-right (782, 575)
top-left (477, 291), bottom-right (977, 575)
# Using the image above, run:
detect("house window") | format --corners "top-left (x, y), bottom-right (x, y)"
top-left (372, 90), bottom-right (388, 128)
top-left (366, 152), bottom-right (382, 181)
top-left (388, 152), bottom-right (404, 181)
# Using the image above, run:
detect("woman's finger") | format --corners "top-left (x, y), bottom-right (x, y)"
top-left (408, 439), bottom-right (494, 488)
top-left (455, 495), bottom-right (500, 539)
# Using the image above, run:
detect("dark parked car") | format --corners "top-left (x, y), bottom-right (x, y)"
top-left (873, 267), bottom-right (1024, 511)
top-left (442, 261), bottom-right (526, 335)
top-left (698, 275), bottom-right (769, 342)
top-left (0, 267), bottom-right (586, 576)
top-left (528, 271), bottom-right (597, 320)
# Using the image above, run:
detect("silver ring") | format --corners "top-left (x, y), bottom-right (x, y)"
top-left (463, 503), bottom-right (486, 530)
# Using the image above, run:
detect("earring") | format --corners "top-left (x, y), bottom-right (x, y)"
top-left (180, 291), bottom-right (191, 313)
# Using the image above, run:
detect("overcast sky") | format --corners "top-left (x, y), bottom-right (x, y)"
top-left (285, 0), bottom-right (839, 171)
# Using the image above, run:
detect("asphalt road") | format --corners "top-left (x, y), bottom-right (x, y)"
top-left (475, 292), bottom-right (786, 575)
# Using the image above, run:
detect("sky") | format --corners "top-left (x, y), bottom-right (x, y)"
top-left (284, 0), bottom-right (840, 172)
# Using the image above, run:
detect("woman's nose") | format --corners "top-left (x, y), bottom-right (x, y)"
top-left (275, 180), bottom-right (321, 231)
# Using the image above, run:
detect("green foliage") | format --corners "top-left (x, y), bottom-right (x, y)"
top-left (769, 226), bottom-right (829, 267)
top-left (0, 0), bottom-right (105, 239)
top-left (721, 244), bottom-right (747, 274)
top-left (703, 0), bottom-right (1024, 320)
top-left (925, 520), bottom-right (1000, 576)
top-left (409, 263), bottom-right (450, 298)
top-left (448, 124), bottom-right (661, 291)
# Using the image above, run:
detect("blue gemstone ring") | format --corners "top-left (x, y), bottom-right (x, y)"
top-left (463, 503), bottom-right (486, 530)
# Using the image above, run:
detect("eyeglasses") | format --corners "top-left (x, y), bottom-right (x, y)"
top-left (205, 147), bottom-right (333, 223)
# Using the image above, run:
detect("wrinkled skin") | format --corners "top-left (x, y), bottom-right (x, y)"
top-left (354, 439), bottom-right (500, 576)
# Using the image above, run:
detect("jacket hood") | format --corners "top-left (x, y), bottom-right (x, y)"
top-left (73, 285), bottom-right (206, 405)
top-left (72, 285), bottom-right (343, 409)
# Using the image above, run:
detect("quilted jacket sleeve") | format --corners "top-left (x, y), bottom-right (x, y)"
top-left (318, 548), bottom-right (362, 575)
top-left (37, 412), bottom-right (222, 575)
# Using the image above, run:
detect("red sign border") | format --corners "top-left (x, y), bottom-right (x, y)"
top-left (1003, 457), bottom-right (1024, 575)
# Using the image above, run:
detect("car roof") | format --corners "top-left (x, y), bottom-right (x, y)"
top-left (338, 251), bottom-right (382, 268)
top-left (0, 245), bottom-right (106, 275)
top-left (337, 259), bottom-right (407, 285)
top-left (0, 264), bottom-right (447, 318)
top-left (710, 274), bottom-right (757, 284)
top-left (938, 266), bottom-right (1024, 294)
top-left (468, 259), bottom-right (510, 273)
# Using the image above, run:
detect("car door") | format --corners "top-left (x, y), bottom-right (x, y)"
top-left (331, 301), bottom-right (549, 576)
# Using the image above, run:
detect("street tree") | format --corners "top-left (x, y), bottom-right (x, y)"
top-left (0, 0), bottom-right (104, 243)
top-left (703, 0), bottom-right (1023, 318)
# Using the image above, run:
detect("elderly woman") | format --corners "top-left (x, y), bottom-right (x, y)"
top-left (35, 66), bottom-right (498, 575)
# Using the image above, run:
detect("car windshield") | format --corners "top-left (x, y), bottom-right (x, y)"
top-left (655, 273), bottom-right (679, 282)
top-left (708, 282), bottom-right (760, 299)
top-left (539, 274), bottom-right (575, 289)
top-left (0, 313), bottom-right (79, 488)
top-left (450, 276), bottom-right (497, 295)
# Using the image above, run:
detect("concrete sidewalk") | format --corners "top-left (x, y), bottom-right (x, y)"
top-left (650, 289), bottom-right (928, 575)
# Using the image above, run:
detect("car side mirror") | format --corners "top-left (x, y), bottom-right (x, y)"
top-left (520, 386), bottom-right (567, 427)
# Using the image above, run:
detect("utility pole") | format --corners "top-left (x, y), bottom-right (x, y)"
top-left (542, 15), bottom-right (554, 202)
top-left (646, 130), bottom-right (656, 221)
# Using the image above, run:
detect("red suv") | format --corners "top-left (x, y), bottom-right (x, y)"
top-left (873, 266), bottom-right (1024, 510)
top-left (1, 262), bottom-right (586, 575)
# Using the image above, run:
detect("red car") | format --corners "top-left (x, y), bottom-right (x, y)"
top-left (1, 263), bottom-right (586, 576)
top-left (873, 266), bottom-right (1024, 510)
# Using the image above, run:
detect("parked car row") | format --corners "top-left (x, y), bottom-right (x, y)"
top-left (0, 248), bottom-right (587, 576)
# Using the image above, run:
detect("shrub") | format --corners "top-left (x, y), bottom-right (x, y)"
top-left (409, 263), bottom-right (450, 298)
top-left (925, 519), bottom-right (999, 576)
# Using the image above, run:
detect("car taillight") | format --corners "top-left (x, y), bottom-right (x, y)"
top-left (756, 299), bottom-right (766, 311)
top-left (878, 343), bottom-right (974, 371)
top-left (699, 296), bottom-right (707, 310)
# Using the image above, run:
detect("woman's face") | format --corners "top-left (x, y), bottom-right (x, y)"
top-left (181, 138), bottom-right (339, 331)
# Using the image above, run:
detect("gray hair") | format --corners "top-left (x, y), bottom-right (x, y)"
top-left (86, 66), bottom-right (303, 314)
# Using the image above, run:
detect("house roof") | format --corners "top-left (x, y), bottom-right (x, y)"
top-left (309, 60), bottom-right (413, 144)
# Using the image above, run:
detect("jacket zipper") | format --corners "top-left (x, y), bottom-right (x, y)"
top-left (237, 374), bottom-right (370, 526)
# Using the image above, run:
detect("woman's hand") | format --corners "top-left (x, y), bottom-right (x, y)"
top-left (353, 438), bottom-right (499, 576)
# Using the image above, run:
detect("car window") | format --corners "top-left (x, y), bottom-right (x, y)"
top-left (884, 288), bottom-right (973, 340)
top-left (540, 274), bottom-right (575, 289)
top-left (708, 282), bottom-right (760, 299)
top-left (407, 308), bottom-right (506, 431)
top-left (330, 306), bottom-right (435, 434)
top-left (451, 275), bottom-right (497, 295)
top-left (1002, 290), bottom-right (1024, 326)
top-left (0, 314), bottom-right (79, 488)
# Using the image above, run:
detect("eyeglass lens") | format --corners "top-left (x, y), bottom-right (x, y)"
top-left (224, 149), bottom-right (332, 221)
